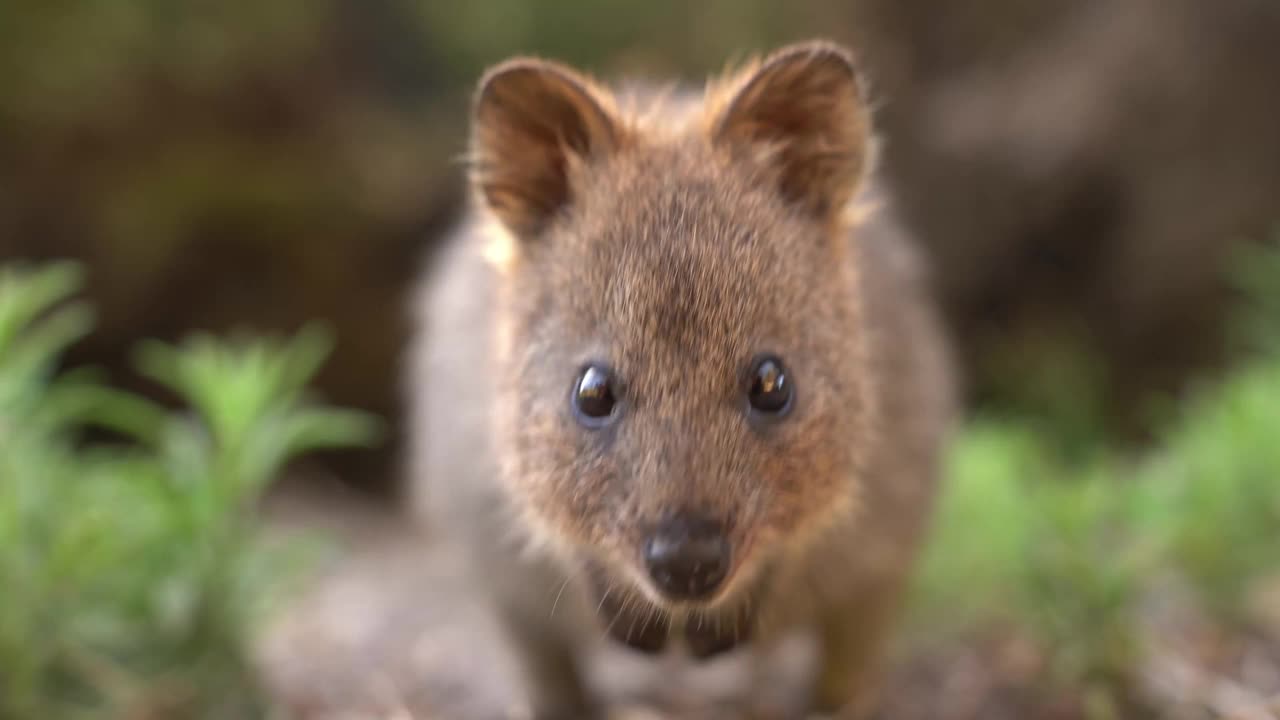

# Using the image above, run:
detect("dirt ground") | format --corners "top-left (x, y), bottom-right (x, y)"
top-left (255, 478), bottom-right (815, 720)
top-left (255, 477), bottom-right (1280, 720)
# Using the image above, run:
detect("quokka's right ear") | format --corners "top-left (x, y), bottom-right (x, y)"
top-left (469, 58), bottom-right (623, 238)
top-left (709, 41), bottom-right (872, 219)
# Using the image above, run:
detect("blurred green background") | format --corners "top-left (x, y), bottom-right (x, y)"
top-left (3, 1), bottom-right (1280, 718)
top-left (5, 0), bottom-right (1279, 496)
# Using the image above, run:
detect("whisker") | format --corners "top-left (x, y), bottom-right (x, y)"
top-left (595, 584), bottom-right (613, 619)
top-left (602, 587), bottom-right (626, 637)
top-left (617, 591), bottom-right (641, 641)
top-left (547, 565), bottom-right (580, 620)
top-left (636, 599), bottom-right (659, 638)
top-left (625, 604), bottom-right (640, 641)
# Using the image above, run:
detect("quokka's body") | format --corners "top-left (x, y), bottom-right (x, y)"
top-left (408, 41), bottom-right (957, 718)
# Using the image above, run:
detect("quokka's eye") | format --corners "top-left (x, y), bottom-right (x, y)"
top-left (572, 364), bottom-right (618, 426)
top-left (747, 355), bottom-right (793, 416)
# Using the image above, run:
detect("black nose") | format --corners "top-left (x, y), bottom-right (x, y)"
top-left (643, 515), bottom-right (731, 601)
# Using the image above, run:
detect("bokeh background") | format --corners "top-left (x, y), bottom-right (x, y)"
top-left (3, 1), bottom-right (1280, 718)
top-left (5, 0), bottom-right (1278, 495)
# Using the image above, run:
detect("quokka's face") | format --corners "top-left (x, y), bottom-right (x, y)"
top-left (472, 41), bottom-right (876, 655)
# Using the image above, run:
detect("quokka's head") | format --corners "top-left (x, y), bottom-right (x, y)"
top-left (470, 41), bottom-right (879, 654)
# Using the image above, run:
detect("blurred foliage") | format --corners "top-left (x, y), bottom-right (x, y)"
top-left (910, 232), bottom-right (1280, 715)
top-left (0, 1), bottom-right (858, 494)
top-left (1226, 228), bottom-right (1280, 358)
top-left (0, 263), bottom-right (379, 719)
top-left (1, 2), bottom-right (1278, 713)
top-left (3, 0), bottom-right (1278, 500)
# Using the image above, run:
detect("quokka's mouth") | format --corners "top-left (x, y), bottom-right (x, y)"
top-left (591, 578), bottom-right (671, 654)
top-left (584, 561), bottom-right (762, 659)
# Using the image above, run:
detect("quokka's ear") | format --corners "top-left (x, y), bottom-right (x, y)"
top-left (710, 41), bottom-right (872, 218)
top-left (469, 58), bottom-right (622, 237)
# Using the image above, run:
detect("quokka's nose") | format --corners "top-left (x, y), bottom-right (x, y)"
top-left (643, 515), bottom-right (731, 601)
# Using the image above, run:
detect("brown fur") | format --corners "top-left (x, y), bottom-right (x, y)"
top-left (409, 40), bottom-right (956, 719)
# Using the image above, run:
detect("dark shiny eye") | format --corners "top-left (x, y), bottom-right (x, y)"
top-left (747, 355), bottom-right (793, 415)
top-left (573, 364), bottom-right (618, 425)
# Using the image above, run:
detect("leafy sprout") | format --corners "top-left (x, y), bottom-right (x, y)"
top-left (0, 262), bottom-right (380, 720)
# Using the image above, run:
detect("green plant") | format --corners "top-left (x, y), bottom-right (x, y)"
top-left (0, 262), bottom-right (380, 720)
top-left (1226, 228), bottom-right (1280, 357)
top-left (909, 234), bottom-right (1280, 715)
top-left (1133, 342), bottom-right (1280, 619)
top-left (911, 423), bottom-right (1148, 711)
